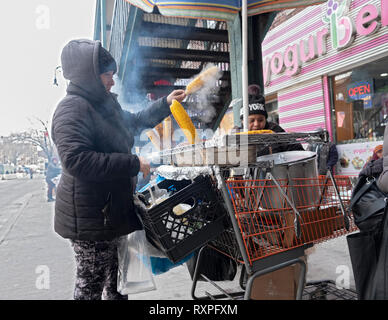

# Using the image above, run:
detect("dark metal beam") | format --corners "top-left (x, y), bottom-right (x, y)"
top-left (143, 84), bottom-right (230, 94)
top-left (138, 66), bottom-right (231, 80)
top-left (138, 47), bottom-right (230, 63)
top-left (139, 22), bottom-right (229, 42)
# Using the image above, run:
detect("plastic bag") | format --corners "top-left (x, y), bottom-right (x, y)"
top-left (117, 231), bottom-right (156, 295)
top-left (144, 235), bottom-right (167, 258)
top-left (186, 247), bottom-right (237, 281)
top-left (149, 252), bottom-right (195, 275)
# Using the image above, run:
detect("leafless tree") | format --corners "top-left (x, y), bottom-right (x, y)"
top-left (9, 118), bottom-right (54, 162)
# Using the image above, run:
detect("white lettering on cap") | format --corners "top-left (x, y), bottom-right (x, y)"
top-left (240, 103), bottom-right (266, 117)
top-left (249, 103), bottom-right (265, 112)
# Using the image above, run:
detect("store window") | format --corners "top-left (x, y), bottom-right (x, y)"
top-left (265, 99), bottom-right (279, 124)
top-left (332, 56), bottom-right (388, 143)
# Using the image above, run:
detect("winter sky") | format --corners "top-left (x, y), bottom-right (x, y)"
top-left (0, 0), bottom-right (95, 136)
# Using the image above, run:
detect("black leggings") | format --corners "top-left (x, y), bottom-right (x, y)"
top-left (70, 238), bottom-right (128, 300)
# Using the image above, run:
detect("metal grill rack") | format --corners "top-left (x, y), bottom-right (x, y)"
top-left (150, 131), bottom-right (328, 167)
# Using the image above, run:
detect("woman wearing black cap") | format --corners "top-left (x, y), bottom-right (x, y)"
top-left (51, 39), bottom-right (185, 300)
top-left (238, 90), bottom-right (304, 156)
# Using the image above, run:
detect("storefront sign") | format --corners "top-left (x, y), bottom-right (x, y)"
top-left (264, 0), bottom-right (388, 86)
top-left (347, 80), bottom-right (374, 108)
top-left (336, 140), bottom-right (383, 175)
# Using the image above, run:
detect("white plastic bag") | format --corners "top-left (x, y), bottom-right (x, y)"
top-left (117, 231), bottom-right (156, 295)
top-left (143, 237), bottom-right (166, 258)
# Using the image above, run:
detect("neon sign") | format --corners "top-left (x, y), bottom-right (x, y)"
top-left (347, 80), bottom-right (374, 109)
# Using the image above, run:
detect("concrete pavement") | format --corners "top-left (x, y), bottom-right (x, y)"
top-left (0, 178), bottom-right (75, 300)
top-left (0, 177), bottom-right (357, 300)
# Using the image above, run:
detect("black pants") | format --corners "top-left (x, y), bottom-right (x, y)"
top-left (70, 238), bottom-right (128, 300)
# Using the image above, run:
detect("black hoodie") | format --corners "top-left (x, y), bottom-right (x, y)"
top-left (52, 39), bottom-right (170, 241)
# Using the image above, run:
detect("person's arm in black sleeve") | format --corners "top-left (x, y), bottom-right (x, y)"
top-left (122, 96), bottom-right (170, 136)
top-left (52, 99), bottom-right (140, 182)
top-left (122, 90), bottom-right (186, 135)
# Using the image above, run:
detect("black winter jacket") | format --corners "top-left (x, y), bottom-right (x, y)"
top-left (378, 124), bottom-right (388, 192)
top-left (51, 39), bottom-right (171, 241)
top-left (360, 157), bottom-right (383, 179)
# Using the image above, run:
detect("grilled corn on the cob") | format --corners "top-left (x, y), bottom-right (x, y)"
top-left (146, 129), bottom-right (161, 151)
top-left (170, 99), bottom-right (197, 144)
top-left (185, 65), bottom-right (220, 95)
top-left (154, 122), bottom-right (164, 140)
top-left (163, 116), bottom-right (172, 149)
top-left (237, 130), bottom-right (274, 135)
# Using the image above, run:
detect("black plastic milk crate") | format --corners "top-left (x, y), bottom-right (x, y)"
top-left (140, 175), bottom-right (228, 264)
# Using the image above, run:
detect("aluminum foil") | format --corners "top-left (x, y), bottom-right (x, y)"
top-left (213, 166), bottom-right (224, 190)
top-left (155, 165), bottom-right (214, 181)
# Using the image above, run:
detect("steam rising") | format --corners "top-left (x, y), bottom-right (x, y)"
top-left (186, 63), bottom-right (223, 125)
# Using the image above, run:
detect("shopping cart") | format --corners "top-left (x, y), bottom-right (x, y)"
top-left (190, 169), bottom-right (358, 300)
top-left (149, 131), bottom-right (358, 300)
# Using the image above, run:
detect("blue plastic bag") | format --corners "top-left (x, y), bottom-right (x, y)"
top-left (138, 234), bottom-right (195, 275)
top-left (149, 253), bottom-right (195, 275)
top-left (138, 175), bottom-right (166, 193)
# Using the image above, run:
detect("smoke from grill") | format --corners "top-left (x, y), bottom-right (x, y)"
top-left (186, 63), bottom-right (223, 125)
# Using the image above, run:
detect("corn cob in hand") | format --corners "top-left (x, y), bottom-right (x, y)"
top-left (170, 99), bottom-right (197, 145)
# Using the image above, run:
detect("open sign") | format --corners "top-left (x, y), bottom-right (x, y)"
top-left (348, 84), bottom-right (371, 97)
top-left (347, 80), bottom-right (374, 109)
top-left (347, 80), bottom-right (373, 99)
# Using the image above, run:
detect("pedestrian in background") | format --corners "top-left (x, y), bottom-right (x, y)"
top-left (51, 39), bottom-right (185, 300)
top-left (45, 158), bottom-right (61, 202)
top-left (326, 142), bottom-right (339, 174)
top-left (367, 144), bottom-right (383, 163)
top-left (309, 129), bottom-right (339, 175)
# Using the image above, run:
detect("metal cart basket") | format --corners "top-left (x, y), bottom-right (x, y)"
top-left (190, 172), bottom-right (358, 300)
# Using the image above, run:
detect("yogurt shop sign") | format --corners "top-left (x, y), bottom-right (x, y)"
top-left (263, 0), bottom-right (388, 86)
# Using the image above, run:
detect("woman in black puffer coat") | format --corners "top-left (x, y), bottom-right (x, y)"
top-left (51, 39), bottom-right (185, 300)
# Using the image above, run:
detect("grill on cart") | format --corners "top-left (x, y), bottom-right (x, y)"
top-left (137, 130), bottom-right (358, 300)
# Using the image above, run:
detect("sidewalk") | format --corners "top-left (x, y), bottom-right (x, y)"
top-left (0, 178), bottom-right (75, 300)
top-left (0, 178), bottom-right (356, 300)
top-left (127, 236), bottom-right (356, 300)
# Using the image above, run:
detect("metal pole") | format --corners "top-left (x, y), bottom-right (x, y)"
top-left (327, 169), bottom-right (350, 230)
top-left (242, 0), bottom-right (249, 132)
top-left (268, 172), bottom-right (302, 238)
top-left (215, 169), bottom-right (252, 274)
top-left (100, 0), bottom-right (107, 48)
